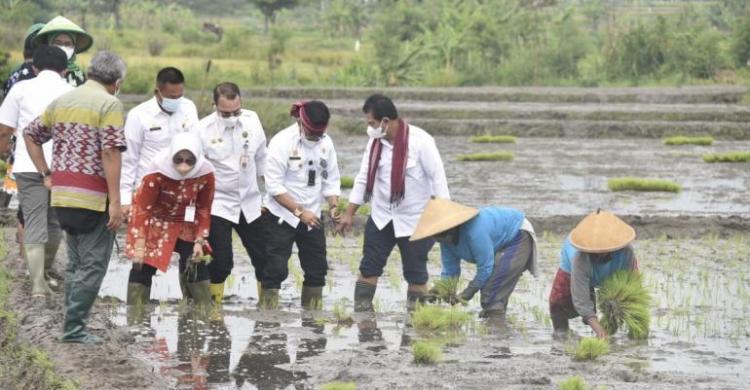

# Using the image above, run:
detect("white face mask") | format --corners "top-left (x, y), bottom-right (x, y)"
top-left (56, 45), bottom-right (74, 60)
top-left (160, 96), bottom-right (182, 113)
top-left (301, 137), bottom-right (320, 148)
top-left (367, 125), bottom-right (385, 139)
top-left (174, 163), bottom-right (192, 177)
top-left (219, 115), bottom-right (239, 129)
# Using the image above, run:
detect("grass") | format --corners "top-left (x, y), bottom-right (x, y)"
top-left (607, 177), bottom-right (681, 193)
top-left (573, 337), bottom-right (610, 361)
top-left (430, 278), bottom-right (461, 302)
top-left (320, 381), bottom-right (356, 390)
top-left (412, 340), bottom-right (442, 364)
top-left (702, 151), bottom-right (750, 163)
top-left (411, 304), bottom-right (473, 331)
top-left (457, 152), bottom-right (514, 162)
top-left (469, 135), bottom-right (517, 144)
top-left (340, 176), bottom-right (354, 189)
top-left (598, 270), bottom-right (651, 339)
top-left (558, 375), bottom-right (588, 390)
top-left (663, 136), bottom-right (714, 146)
top-left (336, 199), bottom-right (372, 216)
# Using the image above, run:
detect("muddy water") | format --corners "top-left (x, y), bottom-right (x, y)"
top-left (99, 233), bottom-right (750, 389)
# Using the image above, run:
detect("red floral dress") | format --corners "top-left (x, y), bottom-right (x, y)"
top-left (125, 172), bottom-right (215, 272)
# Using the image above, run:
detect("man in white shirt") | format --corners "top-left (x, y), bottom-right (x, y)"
top-left (261, 100), bottom-right (341, 310)
top-left (196, 83), bottom-right (268, 305)
top-left (0, 46), bottom-right (72, 297)
top-left (120, 67), bottom-right (198, 216)
top-left (337, 94), bottom-right (450, 312)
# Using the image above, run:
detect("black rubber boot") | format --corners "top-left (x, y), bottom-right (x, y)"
top-left (354, 281), bottom-right (376, 312)
top-left (301, 286), bottom-right (323, 310)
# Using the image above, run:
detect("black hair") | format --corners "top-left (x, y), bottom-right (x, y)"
top-left (212, 82), bottom-right (241, 104)
top-left (32, 45), bottom-right (68, 73)
top-left (304, 100), bottom-right (330, 127)
top-left (362, 94), bottom-right (398, 121)
top-left (156, 67), bottom-right (185, 86)
top-left (23, 30), bottom-right (41, 59)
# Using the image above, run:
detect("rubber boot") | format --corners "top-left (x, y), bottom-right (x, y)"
top-left (257, 281), bottom-right (263, 299)
top-left (179, 272), bottom-right (191, 300)
top-left (126, 282), bottom-right (150, 305)
top-left (258, 288), bottom-right (279, 310)
top-left (44, 239), bottom-right (62, 289)
top-left (209, 282), bottom-right (224, 306)
top-left (551, 313), bottom-right (570, 339)
top-left (187, 280), bottom-right (214, 309)
top-left (354, 281), bottom-right (376, 312)
top-left (62, 286), bottom-right (103, 344)
top-left (25, 244), bottom-right (52, 296)
top-left (301, 286), bottom-right (323, 310)
top-left (406, 290), bottom-right (429, 312)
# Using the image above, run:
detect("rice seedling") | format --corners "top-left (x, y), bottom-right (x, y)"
top-left (573, 337), bottom-right (609, 361)
top-left (430, 278), bottom-right (461, 302)
top-left (558, 375), bottom-right (588, 390)
top-left (607, 177), bottom-right (681, 193)
top-left (702, 151), bottom-right (750, 163)
top-left (337, 199), bottom-right (372, 216)
top-left (663, 135), bottom-right (714, 146)
top-left (320, 382), bottom-right (356, 390)
top-left (411, 304), bottom-right (473, 331)
top-left (412, 340), bottom-right (442, 364)
top-left (598, 270), bottom-right (651, 339)
top-left (340, 176), bottom-right (354, 189)
top-left (469, 135), bottom-right (517, 144)
top-left (457, 152), bottom-right (514, 162)
top-left (332, 300), bottom-right (354, 326)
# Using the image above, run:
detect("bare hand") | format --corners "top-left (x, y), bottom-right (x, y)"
top-left (588, 318), bottom-right (609, 340)
top-left (336, 213), bottom-right (353, 236)
top-left (329, 207), bottom-right (341, 224)
top-left (121, 204), bottom-right (131, 223)
top-left (299, 210), bottom-right (321, 229)
top-left (43, 176), bottom-right (52, 190)
top-left (191, 242), bottom-right (203, 263)
top-left (107, 201), bottom-right (123, 231)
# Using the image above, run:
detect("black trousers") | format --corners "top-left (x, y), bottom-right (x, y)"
top-left (129, 239), bottom-right (208, 286)
top-left (260, 212), bottom-right (327, 289)
top-left (207, 212), bottom-right (268, 284)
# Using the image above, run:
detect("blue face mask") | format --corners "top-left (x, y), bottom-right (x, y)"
top-left (159, 96), bottom-right (182, 113)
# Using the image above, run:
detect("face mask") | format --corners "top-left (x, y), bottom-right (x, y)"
top-left (56, 45), bottom-right (74, 60)
top-left (301, 137), bottom-right (320, 148)
top-left (174, 162), bottom-right (192, 177)
top-left (219, 115), bottom-right (239, 129)
top-left (160, 96), bottom-right (182, 113)
top-left (367, 126), bottom-right (385, 139)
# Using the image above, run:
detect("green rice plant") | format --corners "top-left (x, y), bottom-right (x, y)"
top-left (573, 337), bottom-right (609, 361)
top-left (598, 270), bottom-right (651, 339)
top-left (457, 152), bottom-right (514, 162)
top-left (702, 151), bottom-right (750, 163)
top-left (332, 300), bottom-right (354, 326)
top-left (411, 304), bottom-right (472, 331)
top-left (663, 136), bottom-right (714, 146)
top-left (431, 278), bottom-right (461, 302)
top-left (412, 340), bottom-right (442, 364)
top-left (470, 135), bottom-right (517, 144)
top-left (340, 176), bottom-right (354, 189)
top-left (320, 381), bottom-right (356, 390)
top-left (607, 177), bottom-right (681, 193)
top-left (558, 375), bottom-right (588, 390)
top-left (336, 199), bottom-right (371, 216)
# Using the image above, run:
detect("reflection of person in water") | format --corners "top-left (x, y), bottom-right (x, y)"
top-left (357, 318), bottom-right (386, 353)
top-left (175, 310), bottom-right (209, 390)
top-left (206, 318), bottom-right (232, 385)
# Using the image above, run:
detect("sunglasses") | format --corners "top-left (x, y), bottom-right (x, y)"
top-left (173, 156), bottom-right (197, 166)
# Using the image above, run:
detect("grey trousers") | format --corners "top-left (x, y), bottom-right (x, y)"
top-left (64, 212), bottom-right (115, 294)
top-left (480, 230), bottom-right (534, 313)
top-left (15, 172), bottom-right (62, 245)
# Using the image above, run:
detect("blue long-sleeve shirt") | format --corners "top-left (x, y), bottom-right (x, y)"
top-left (440, 207), bottom-right (525, 288)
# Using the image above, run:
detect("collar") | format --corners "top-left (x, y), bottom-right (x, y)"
top-left (36, 70), bottom-right (63, 81)
top-left (146, 96), bottom-right (172, 117)
top-left (82, 79), bottom-right (108, 92)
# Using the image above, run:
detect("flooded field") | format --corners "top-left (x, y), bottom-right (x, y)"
top-left (98, 232), bottom-right (750, 389)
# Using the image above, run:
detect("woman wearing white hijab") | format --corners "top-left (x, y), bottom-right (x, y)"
top-left (125, 132), bottom-right (215, 306)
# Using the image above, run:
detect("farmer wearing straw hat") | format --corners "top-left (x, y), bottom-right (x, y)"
top-left (548, 210), bottom-right (639, 339)
top-left (411, 199), bottom-right (538, 320)
top-left (33, 16), bottom-right (93, 87)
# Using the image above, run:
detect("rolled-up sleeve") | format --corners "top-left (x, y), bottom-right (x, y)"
top-left (321, 140), bottom-right (341, 198)
top-left (348, 138), bottom-right (372, 205)
top-left (264, 134), bottom-right (289, 196)
top-left (24, 113), bottom-right (52, 146)
top-left (571, 255), bottom-right (596, 321)
top-left (98, 100), bottom-right (126, 151)
top-left (422, 137), bottom-right (450, 199)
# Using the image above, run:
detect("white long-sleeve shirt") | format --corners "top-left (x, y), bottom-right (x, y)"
top-left (0, 70), bottom-right (72, 173)
top-left (120, 96), bottom-right (198, 204)
top-left (349, 125), bottom-right (450, 238)
top-left (197, 110), bottom-right (267, 224)
top-left (265, 123), bottom-right (341, 228)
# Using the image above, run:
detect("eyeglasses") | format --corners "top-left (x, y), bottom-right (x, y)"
top-left (217, 109), bottom-right (242, 118)
top-left (173, 156), bottom-right (197, 166)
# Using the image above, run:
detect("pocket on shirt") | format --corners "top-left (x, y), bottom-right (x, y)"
top-left (144, 126), bottom-right (170, 144)
top-left (405, 157), bottom-right (423, 179)
top-left (206, 142), bottom-right (231, 161)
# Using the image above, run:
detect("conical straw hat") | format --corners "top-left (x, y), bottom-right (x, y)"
top-left (410, 198), bottom-right (479, 241)
top-left (569, 210), bottom-right (635, 253)
top-left (34, 16), bottom-right (93, 53)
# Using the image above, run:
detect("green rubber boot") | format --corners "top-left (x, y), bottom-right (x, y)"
top-left (62, 286), bottom-right (103, 344)
top-left (126, 282), bottom-right (150, 305)
top-left (44, 238), bottom-right (62, 289)
top-left (25, 244), bottom-right (52, 296)
top-left (187, 280), bottom-right (214, 309)
top-left (301, 286), bottom-right (323, 310)
top-left (258, 288), bottom-right (280, 310)
top-left (354, 281), bottom-right (376, 312)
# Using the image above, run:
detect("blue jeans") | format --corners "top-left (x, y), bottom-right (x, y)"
top-left (359, 217), bottom-right (434, 285)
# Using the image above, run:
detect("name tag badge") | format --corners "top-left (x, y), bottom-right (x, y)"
top-left (149, 126), bottom-right (162, 132)
top-left (184, 205), bottom-right (196, 222)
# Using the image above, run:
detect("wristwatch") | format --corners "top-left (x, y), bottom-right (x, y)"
top-left (40, 169), bottom-right (51, 178)
top-left (293, 206), bottom-right (304, 217)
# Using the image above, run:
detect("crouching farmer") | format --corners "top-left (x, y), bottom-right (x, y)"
top-left (410, 199), bottom-right (537, 320)
top-left (549, 210), bottom-right (639, 339)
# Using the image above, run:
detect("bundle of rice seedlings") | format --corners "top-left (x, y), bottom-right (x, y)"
top-left (431, 278), bottom-right (460, 302)
top-left (573, 337), bottom-right (609, 361)
top-left (597, 270), bottom-right (651, 339)
top-left (558, 375), bottom-right (588, 390)
top-left (320, 382), bottom-right (356, 390)
top-left (663, 135), bottom-right (714, 146)
top-left (457, 152), bottom-right (514, 162)
top-left (607, 177), bottom-right (681, 193)
top-left (470, 135), bottom-right (517, 144)
top-left (412, 340), bottom-right (442, 364)
top-left (411, 304), bottom-right (472, 331)
top-left (702, 151), bottom-right (750, 163)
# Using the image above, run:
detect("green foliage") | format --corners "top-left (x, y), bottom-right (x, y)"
top-left (457, 152), bottom-right (514, 162)
top-left (323, 0), bottom-right (368, 37)
top-left (573, 337), bottom-right (610, 361)
top-left (731, 11), bottom-right (750, 67)
top-left (411, 304), bottom-right (472, 331)
top-left (558, 375), bottom-right (588, 390)
top-left (340, 176), bottom-right (354, 189)
top-left (598, 270), bottom-right (651, 339)
top-left (470, 135), bottom-right (517, 144)
top-left (663, 136), bottom-right (714, 146)
top-left (250, 99), bottom-right (293, 135)
top-left (412, 340), bottom-right (442, 364)
top-left (702, 151), bottom-right (750, 163)
top-left (336, 199), bottom-right (371, 217)
top-left (607, 177), bottom-right (681, 193)
top-left (320, 382), bottom-right (356, 390)
top-left (431, 278), bottom-right (461, 302)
